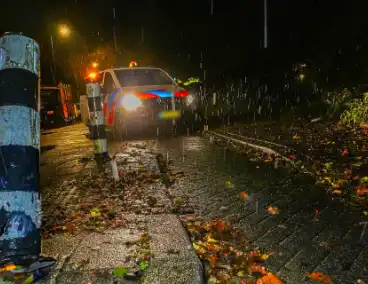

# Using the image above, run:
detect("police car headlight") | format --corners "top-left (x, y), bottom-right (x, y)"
top-left (187, 94), bottom-right (194, 105)
top-left (122, 95), bottom-right (142, 111)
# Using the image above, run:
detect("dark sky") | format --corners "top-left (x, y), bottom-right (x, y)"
top-left (1, 0), bottom-right (368, 85)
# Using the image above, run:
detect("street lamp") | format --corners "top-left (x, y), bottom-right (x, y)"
top-left (59, 25), bottom-right (70, 37)
top-left (91, 62), bottom-right (99, 68)
top-left (49, 24), bottom-right (71, 84)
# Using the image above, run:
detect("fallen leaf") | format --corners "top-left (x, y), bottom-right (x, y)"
top-left (292, 135), bottom-right (301, 140)
top-left (267, 206), bottom-right (280, 215)
top-left (251, 265), bottom-right (267, 275)
top-left (332, 189), bottom-right (343, 195)
top-left (360, 176), bottom-right (368, 183)
top-left (257, 272), bottom-right (282, 284)
top-left (306, 272), bottom-right (332, 283)
top-left (209, 255), bottom-right (217, 265)
top-left (259, 252), bottom-right (274, 261)
top-left (112, 267), bottom-right (128, 278)
top-left (22, 275), bottom-right (34, 284)
top-left (139, 260), bottom-right (149, 271)
top-left (0, 264), bottom-right (16, 272)
top-left (207, 237), bottom-right (218, 243)
top-left (357, 187), bottom-right (368, 196)
top-left (225, 180), bottom-right (233, 187)
top-left (217, 220), bottom-right (226, 233)
top-left (342, 149), bottom-right (349, 157)
top-left (208, 276), bottom-right (217, 283)
top-left (288, 155), bottom-right (296, 160)
top-left (240, 192), bottom-right (249, 199)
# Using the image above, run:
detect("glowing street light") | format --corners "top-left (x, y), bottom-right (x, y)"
top-left (129, 61), bottom-right (138, 68)
top-left (91, 62), bottom-right (99, 68)
top-left (299, 73), bottom-right (305, 81)
top-left (59, 25), bottom-right (70, 37)
top-left (86, 72), bottom-right (100, 82)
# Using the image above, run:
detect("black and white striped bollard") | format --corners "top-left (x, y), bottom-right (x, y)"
top-left (0, 33), bottom-right (42, 265)
top-left (86, 81), bottom-right (109, 164)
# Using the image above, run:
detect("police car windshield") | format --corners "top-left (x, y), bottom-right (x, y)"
top-left (114, 69), bottom-right (173, 87)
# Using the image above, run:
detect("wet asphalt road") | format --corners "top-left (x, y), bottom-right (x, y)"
top-left (41, 123), bottom-right (368, 283)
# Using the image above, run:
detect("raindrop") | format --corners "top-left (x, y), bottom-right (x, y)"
top-left (360, 222), bottom-right (367, 241)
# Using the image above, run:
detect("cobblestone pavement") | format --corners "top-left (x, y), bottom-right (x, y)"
top-left (155, 135), bottom-right (368, 283)
top-left (39, 124), bottom-right (203, 284)
top-left (40, 124), bottom-right (173, 233)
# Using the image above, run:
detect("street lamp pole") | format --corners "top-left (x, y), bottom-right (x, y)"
top-left (50, 35), bottom-right (57, 84)
top-left (264, 0), bottom-right (268, 49)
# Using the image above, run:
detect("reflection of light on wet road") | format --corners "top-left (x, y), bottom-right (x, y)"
top-left (182, 136), bottom-right (206, 151)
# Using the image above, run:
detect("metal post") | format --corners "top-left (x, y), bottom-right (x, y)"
top-left (0, 33), bottom-right (41, 265)
top-left (49, 36), bottom-right (56, 84)
top-left (86, 82), bottom-right (109, 164)
top-left (264, 0), bottom-right (268, 49)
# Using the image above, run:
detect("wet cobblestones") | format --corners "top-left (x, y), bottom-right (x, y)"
top-left (156, 135), bottom-right (368, 283)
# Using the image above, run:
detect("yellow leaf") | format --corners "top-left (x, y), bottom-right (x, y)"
top-left (237, 270), bottom-right (245, 277)
top-left (207, 237), bottom-right (218, 243)
top-left (193, 242), bottom-right (200, 251)
top-left (260, 252), bottom-right (274, 261)
top-left (268, 206), bottom-right (280, 215)
top-left (225, 180), bottom-right (232, 187)
top-left (91, 211), bottom-right (101, 217)
top-left (22, 275), bottom-right (34, 284)
top-left (208, 276), bottom-right (217, 283)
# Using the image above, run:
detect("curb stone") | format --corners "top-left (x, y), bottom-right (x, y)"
top-left (143, 214), bottom-right (203, 284)
top-left (205, 130), bottom-right (319, 177)
top-left (140, 152), bottom-right (204, 284)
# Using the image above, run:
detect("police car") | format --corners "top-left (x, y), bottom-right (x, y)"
top-left (80, 63), bottom-right (199, 136)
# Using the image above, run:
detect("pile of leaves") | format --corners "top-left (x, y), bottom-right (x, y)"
top-left (41, 156), bottom-right (170, 238)
top-left (339, 92), bottom-right (368, 127)
top-left (222, 121), bottom-right (368, 209)
top-left (182, 217), bottom-right (281, 284)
